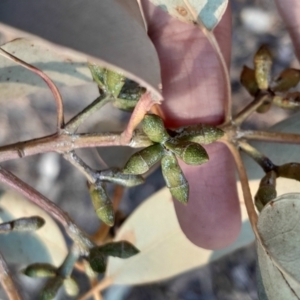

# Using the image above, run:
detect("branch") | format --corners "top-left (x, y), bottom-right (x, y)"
top-left (0, 48), bottom-right (64, 131)
top-left (0, 167), bottom-right (93, 252)
top-left (78, 276), bottom-right (114, 300)
top-left (121, 92), bottom-right (156, 143)
top-left (63, 151), bottom-right (96, 183)
top-left (0, 131), bottom-right (153, 163)
top-left (65, 94), bottom-right (112, 133)
top-left (0, 251), bottom-right (22, 300)
top-left (233, 92), bottom-right (270, 126)
top-left (221, 141), bottom-right (260, 241)
top-left (238, 140), bottom-right (276, 173)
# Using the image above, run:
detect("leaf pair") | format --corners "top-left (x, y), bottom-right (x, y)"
top-left (123, 114), bottom-right (223, 203)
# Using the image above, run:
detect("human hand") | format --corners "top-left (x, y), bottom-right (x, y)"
top-left (141, 1), bottom-right (240, 250)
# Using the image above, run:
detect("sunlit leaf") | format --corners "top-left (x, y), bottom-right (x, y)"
top-left (257, 193), bottom-right (300, 284)
top-left (0, 39), bottom-right (94, 101)
top-left (148, 0), bottom-right (228, 30)
top-left (0, 192), bottom-right (67, 266)
top-left (0, 0), bottom-right (161, 99)
top-left (105, 187), bottom-right (254, 285)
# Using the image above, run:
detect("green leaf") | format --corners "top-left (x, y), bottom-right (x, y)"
top-left (148, 0), bottom-right (228, 30)
top-left (95, 241), bottom-right (139, 259)
top-left (22, 263), bottom-right (57, 278)
top-left (105, 187), bottom-right (254, 285)
top-left (88, 249), bottom-right (107, 273)
top-left (257, 193), bottom-right (300, 284)
top-left (40, 276), bottom-right (64, 300)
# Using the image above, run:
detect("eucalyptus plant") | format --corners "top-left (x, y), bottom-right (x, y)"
top-left (0, 1), bottom-right (300, 300)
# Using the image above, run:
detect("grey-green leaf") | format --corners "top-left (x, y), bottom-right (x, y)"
top-left (257, 241), bottom-right (300, 300)
top-left (148, 0), bottom-right (228, 30)
top-left (257, 193), bottom-right (300, 285)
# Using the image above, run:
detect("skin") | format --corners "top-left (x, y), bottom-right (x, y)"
top-left (141, 0), bottom-right (300, 250)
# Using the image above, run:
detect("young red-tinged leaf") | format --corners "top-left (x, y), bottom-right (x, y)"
top-left (277, 163), bottom-right (300, 181)
top-left (271, 68), bottom-right (300, 92)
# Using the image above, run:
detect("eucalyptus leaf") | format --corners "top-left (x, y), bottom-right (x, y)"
top-left (0, 0), bottom-right (162, 98)
top-left (148, 0), bottom-right (228, 30)
top-left (0, 192), bottom-right (67, 266)
top-left (257, 193), bottom-right (300, 284)
top-left (257, 241), bottom-right (300, 300)
top-left (0, 39), bottom-right (94, 101)
top-left (105, 187), bottom-right (254, 285)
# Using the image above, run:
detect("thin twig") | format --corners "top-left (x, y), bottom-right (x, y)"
top-left (58, 245), bottom-right (81, 278)
top-left (0, 251), bottom-right (22, 300)
top-left (233, 92), bottom-right (270, 126)
top-left (0, 167), bottom-right (93, 252)
top-left (78, 276), bottom-right (114, 300)
top-left (121, 92), bottom-right (156, 143)
top-left (0, 48), bottom-right (64, 131)
top-left (222, 141), bottom-right (260, 241)
top-left (242, 130), bottom-right (300, 144)
top-left (238, 140), bottom-right (275, 173)
top-left (63, 151), bottom-right (96, 183)
top-left (65, 94), bottom-right (112, 133)
top-left (0, 131), bottom-right (153, 163)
